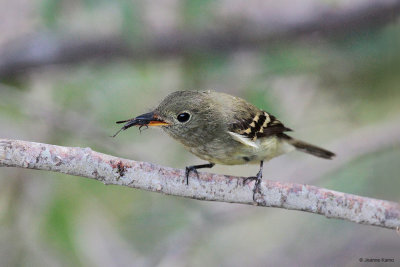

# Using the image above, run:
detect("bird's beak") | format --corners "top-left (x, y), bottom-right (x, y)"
top-left (112, 111), bottom-right (169, 137)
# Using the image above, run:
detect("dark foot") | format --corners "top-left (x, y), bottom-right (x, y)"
top-left (185, 163), bottom-right (215, 185)
top-left (243, 161), bottom-right (264, 201)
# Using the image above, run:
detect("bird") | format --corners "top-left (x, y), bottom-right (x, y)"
top-left (113, 90), bottom-right (335, 200)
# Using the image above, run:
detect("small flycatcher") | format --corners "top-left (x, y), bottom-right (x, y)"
top-left (113, 90), bottom-right (335, 198)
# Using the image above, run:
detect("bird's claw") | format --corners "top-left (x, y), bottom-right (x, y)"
top-left (243, 176), bottom-right (258, 185)
top-left (184, 163), bottom-right (215, 185)
top-left (244, 169), bottom-right (263, 201)
top-left (185, 166), bottom-right (199, 185)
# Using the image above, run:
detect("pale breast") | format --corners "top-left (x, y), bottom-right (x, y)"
top-left (187, 136), bottom-right (293, 165)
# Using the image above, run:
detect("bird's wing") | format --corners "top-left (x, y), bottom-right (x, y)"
top-left (228, 110), bottom-right (292, 144)
top-left (208, 91), bottom-right (292, 146)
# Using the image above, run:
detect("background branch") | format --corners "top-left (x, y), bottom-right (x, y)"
top-left (0, 138), bottom-right (399, 230)
top-left (1, 0), bottom-right (399, 78)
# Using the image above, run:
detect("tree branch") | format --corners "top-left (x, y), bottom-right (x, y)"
top-left (0, 138), bottom-right (399, 230)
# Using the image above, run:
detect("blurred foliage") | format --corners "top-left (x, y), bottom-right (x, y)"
top-left (182, 0), bottom-right (215, 29)
top-left (0, 0), bottom-right (399, 266)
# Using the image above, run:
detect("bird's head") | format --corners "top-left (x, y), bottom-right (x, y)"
top-left (113, 91), bottom-right (221, 146)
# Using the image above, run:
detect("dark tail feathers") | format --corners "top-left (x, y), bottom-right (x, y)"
top-left (279, 133), bottom-right (335, 159)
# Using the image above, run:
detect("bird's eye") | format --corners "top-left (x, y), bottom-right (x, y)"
top-left (177, 112), bottom-right (190, 123)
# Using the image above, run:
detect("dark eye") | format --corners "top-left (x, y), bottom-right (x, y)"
top-left (177, 112), bottom-right (190, 122)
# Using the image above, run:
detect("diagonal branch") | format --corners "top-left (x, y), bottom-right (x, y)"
top-left (0, 138), bottom-right (399, 230)
top-left (1, 0), bottom-right (400, 78)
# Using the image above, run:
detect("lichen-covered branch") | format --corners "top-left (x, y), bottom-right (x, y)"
top-left (0, 138), bottom-right (399, 230)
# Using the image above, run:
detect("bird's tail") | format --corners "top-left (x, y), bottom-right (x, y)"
top-left (278, 133), bottom-right (335, 159)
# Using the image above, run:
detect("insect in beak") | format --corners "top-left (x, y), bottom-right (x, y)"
top-left (112, 112), bottom-right (169, 137)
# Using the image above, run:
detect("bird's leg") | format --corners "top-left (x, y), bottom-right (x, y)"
top-left (243, 161), bottom-right (264, 201)
top-left (185, 162), bottom-right (215, 185)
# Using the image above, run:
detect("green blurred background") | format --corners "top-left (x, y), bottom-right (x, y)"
top-left (0, 0), bottom-right (399, 266)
